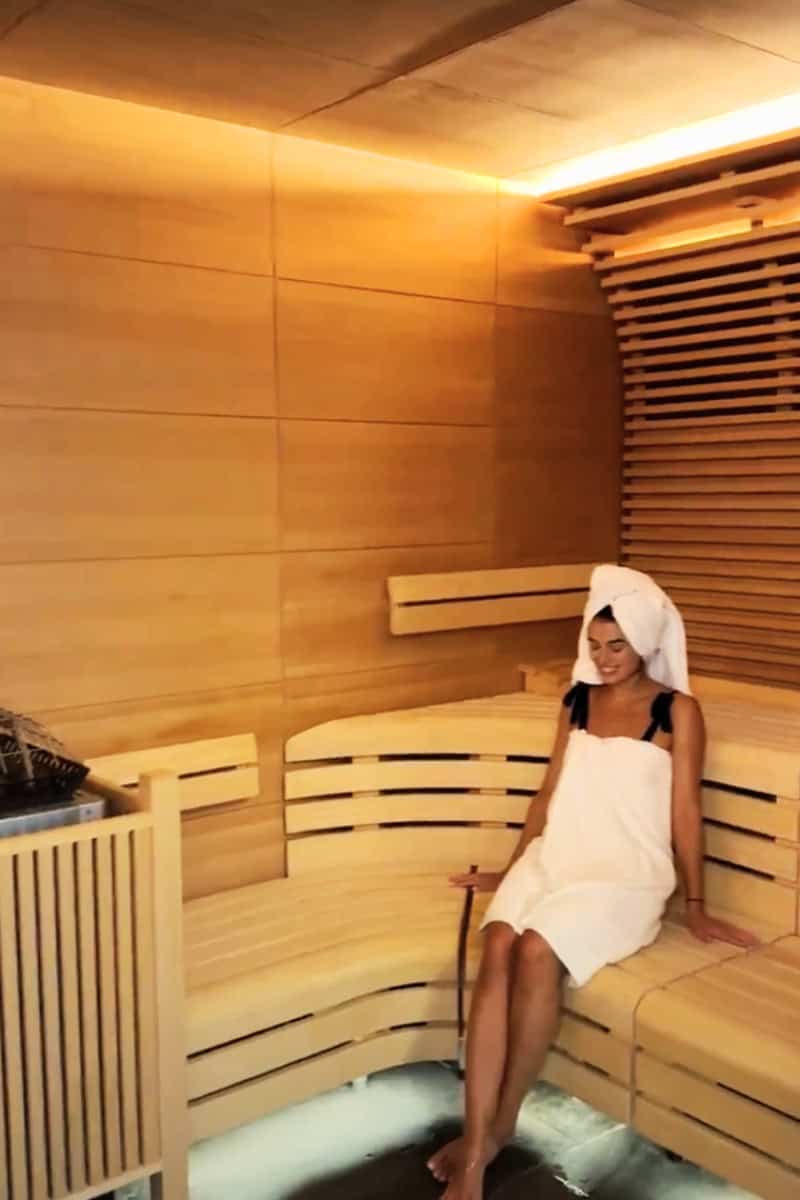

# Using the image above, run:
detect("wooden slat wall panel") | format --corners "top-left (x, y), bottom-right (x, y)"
top-left (582, 205), bottom-right (800, 685)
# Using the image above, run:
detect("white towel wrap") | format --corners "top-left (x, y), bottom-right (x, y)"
top-left (572, 564), bottom-right (690, 694)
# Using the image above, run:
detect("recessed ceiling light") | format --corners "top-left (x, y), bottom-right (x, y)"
top-left (504, 91), bottom-right (800, 198)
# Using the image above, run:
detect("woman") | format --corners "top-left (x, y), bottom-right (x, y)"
top-left (428, 564), bottom-right (758, 1200)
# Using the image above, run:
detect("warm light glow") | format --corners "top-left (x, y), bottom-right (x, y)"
top-left (504, 91), bottom-right (800, 198)
top-left (610, 219), bottom-right (752, 259)
top-left (764, 207), bottom-right (800, 228)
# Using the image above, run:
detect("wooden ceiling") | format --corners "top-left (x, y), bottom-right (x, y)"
top-left (1, 1), bottom-right (800, 176)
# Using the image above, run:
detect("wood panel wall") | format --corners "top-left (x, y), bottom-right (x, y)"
top-left (0, 76), bottom-right (620, 895)
top-left (578, 208), bottom-right (800, 687)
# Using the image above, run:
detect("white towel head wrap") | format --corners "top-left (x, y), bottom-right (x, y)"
top-left (572, 564), bottom-right (690, 694)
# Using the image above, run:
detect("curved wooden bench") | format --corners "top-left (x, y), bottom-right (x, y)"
top-left (95, 687), bottom-right (800, 1199)
top-left (635, 938), bottom-right (800, 1199)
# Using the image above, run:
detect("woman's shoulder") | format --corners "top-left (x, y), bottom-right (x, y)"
top-left (562, 681), bottom-right (590, 730)
top-left (670, 691), bottom-right (705, 733)
top-left (671, 690), bottom-right (702, 714)
top-left (562, 681), bottom-right (589, 707)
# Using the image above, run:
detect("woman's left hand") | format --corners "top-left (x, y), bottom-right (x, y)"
top-left (686, 907), bottom-right (760, 948)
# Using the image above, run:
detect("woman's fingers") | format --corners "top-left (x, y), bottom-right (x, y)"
top-left (448, 871), bottom-right (499, 891)
top-left (731, 926), bottom-right (760, 948)
top-left (714, 920), bottom-right (760, 947)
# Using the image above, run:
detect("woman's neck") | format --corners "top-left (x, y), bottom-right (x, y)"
top-left (602, 670), bottom-right (650, 699)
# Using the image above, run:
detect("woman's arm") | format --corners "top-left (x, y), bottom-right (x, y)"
top-left (670, 693), bottom-right (706, 903)
top-left (671, 694), bottom-right (759, 947)
top-left (450, 701), bottom-right (572, 892)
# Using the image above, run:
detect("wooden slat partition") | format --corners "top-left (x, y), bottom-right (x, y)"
top-left (388, 563), bottom-right (593, 635)
top-left (0, 805), bottom-right (165, 1200)
top-left (567, 160), bottom-right (800, 685)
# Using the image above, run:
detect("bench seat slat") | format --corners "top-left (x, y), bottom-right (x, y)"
top-left (637, 1053), bottom-right (800, 1169)
top-left (637, 938), bottom-right (800, 1118)
top-left (287, 825), bottom-right (517, 875)
top-left (189, 1027), bottom-right (455, 1143)
top-left (635, 1099), bottom-right (799, 1200)
top-left (188, 984), bottom-right (456, 1100)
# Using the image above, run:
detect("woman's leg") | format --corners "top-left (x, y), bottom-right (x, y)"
top-left (439, 929), bottom-right (562, 1200)
top-left (491, 929), bottom-right (564, 1146)
top-left (428, 921), bottom-right (517, 1184)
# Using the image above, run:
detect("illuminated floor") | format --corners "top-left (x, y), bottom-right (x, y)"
top-left (188, 1064), bottom-right (757, 1199)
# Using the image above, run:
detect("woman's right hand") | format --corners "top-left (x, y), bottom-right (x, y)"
top-left (449, 870), bottom-right (504, 893)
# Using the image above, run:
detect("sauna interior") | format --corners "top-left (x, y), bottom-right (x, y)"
top-left (2, 3), bottom-right (800, 1200)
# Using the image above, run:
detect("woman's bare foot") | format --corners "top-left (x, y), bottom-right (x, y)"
top-left (440, 1136), bottom-right (497, 1200)
top-left (427, 1132), bottom-right (503, 1184)
top-left (427, 1137), bottom-right (462, 1183)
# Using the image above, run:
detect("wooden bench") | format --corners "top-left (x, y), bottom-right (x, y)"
top-left (94, 686), bottom-right (799, 1200)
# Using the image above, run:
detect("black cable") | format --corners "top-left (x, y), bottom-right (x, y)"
top-left (456, 863), bottom-right (478, 1078)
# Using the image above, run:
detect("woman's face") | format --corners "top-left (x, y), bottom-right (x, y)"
top-left (587, 617), bottom-right (642, 685)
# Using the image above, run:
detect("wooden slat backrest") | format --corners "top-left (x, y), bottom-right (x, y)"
top-left (285, 695), bottom-right (555, 876)
top-left (387, 563), bottom-right (593, 635)
top-left (88, 733), bottom-right (259, 813)
top-left (285, 692), bottom-right (800, 934)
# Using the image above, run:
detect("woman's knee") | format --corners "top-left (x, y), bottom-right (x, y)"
top-left (480, 921), bottom-right (517, 975)
top-left (515, 930), bottom-right (560, 980)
